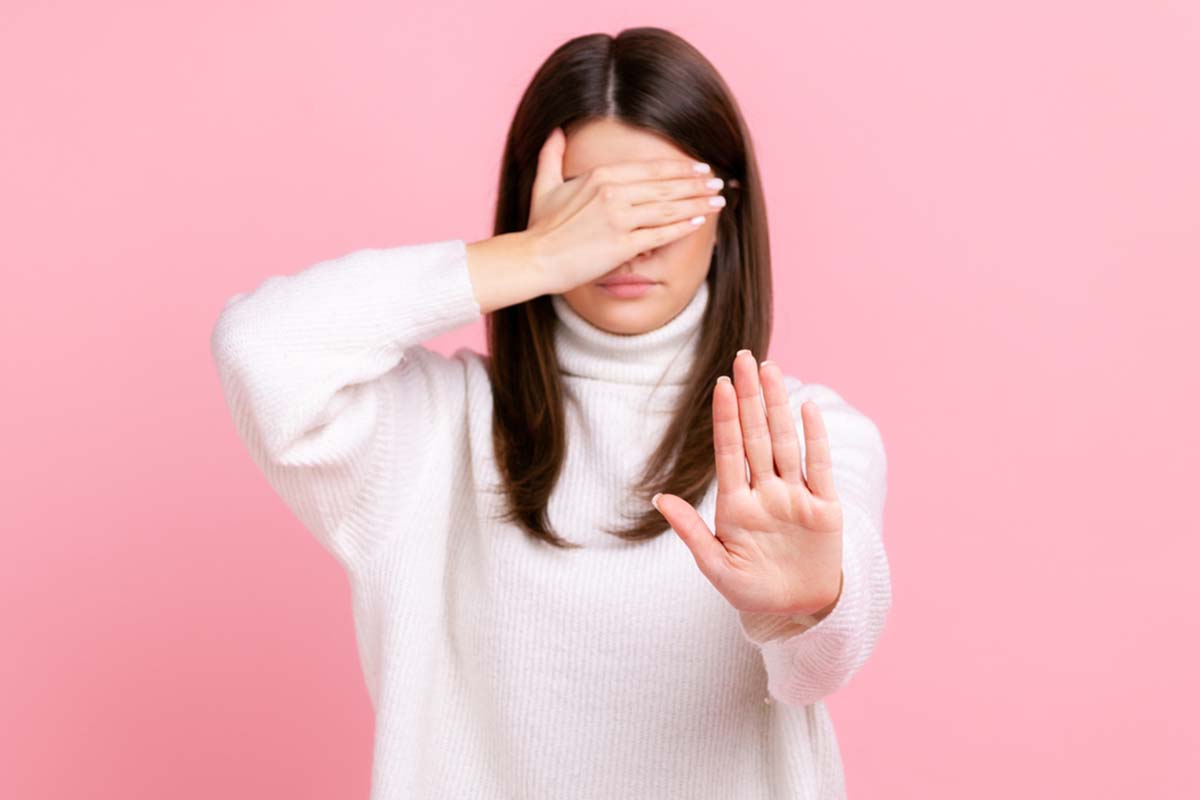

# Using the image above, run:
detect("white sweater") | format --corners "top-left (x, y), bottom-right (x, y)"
top-left (209, 238), bottom-right (892, 800)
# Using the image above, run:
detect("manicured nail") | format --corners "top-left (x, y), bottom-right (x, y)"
top-left (690, 215), bottom-right (704, 225)
top-left (760, 359), bottom-right (774, 367)
top-left (736, 348), bottom-right (751, 357)
top-left (706, 177), bottom-right (724, 189)
top-left (651, 492), bottom-right (663, 510)
top-left (717, 375), bottom-right (732, 386)
top-left (709, 195), bottom-right (726, 207)
top-left (693, 162), bottom-right (711, 173)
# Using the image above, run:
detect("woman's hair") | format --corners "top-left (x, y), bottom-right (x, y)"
top-left (483, 26), bottom-right (773, 548)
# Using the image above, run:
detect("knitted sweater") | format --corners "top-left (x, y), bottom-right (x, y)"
top-left (209, 237), bottom-right (892, 799)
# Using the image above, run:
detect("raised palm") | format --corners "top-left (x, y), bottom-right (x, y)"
top-left (653, 350), bottom-right (845, 620)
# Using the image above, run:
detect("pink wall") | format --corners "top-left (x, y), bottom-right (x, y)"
top-left (4, 2), bottom-right (1196, 797)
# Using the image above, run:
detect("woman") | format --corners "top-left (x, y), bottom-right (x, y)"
top-left (211, 26), bottom-right (891, 800)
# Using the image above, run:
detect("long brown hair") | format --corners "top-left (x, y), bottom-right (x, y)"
top-left (483, 26), bottom-right (773, 548)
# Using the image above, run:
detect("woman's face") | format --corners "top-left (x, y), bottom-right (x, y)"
top-left (557, 117), bottom-right (718, 335)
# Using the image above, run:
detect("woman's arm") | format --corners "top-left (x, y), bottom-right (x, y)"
top-left (209, 233), bottom-right (541, 570)
top-left (737, 382), bottom-right (892, 707)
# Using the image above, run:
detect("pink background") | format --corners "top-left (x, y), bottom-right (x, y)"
top-left (4, 2), bottom-right (1197, 797)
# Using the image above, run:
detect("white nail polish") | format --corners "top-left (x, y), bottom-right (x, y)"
top-left (690, 215), bottom-right (704, 225)
top-left (693, 162), bottom-right (711, 173)
top-left (706, 177), bottom-right (724, 189)
top-left (709, 195), bottom-right (726, 207)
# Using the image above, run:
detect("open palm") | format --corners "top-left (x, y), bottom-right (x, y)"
top-left (653, 350), bottom-right (845, 620)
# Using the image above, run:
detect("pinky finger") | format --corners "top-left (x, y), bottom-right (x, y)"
top-left (628, 214), bottom-right (709, 252)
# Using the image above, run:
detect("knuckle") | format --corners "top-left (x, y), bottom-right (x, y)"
top-left (713, 440), bottom-right (742, 457)
top-left (743, 420), bottom-right (770, 440)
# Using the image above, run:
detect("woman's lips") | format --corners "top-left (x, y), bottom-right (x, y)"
top-left (597, 280), bottom-right (656, 299)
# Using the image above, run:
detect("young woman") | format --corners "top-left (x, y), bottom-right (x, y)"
top-left (211, 26), bottom-right (891, 800)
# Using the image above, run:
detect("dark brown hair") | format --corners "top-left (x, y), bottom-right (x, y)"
top-left (483, 26), bottom-right (772, 548)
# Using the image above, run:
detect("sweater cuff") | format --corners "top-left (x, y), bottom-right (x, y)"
top-left (372, 238), bottom-right (483, 345)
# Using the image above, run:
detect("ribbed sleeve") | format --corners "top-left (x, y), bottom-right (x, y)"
top-left (737, 382), bottom-right (892, 708)
top-left (208, 238), bottom-right (482, 570)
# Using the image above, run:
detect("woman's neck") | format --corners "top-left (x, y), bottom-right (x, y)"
top-left (550, 280), bottom-right (710, 386)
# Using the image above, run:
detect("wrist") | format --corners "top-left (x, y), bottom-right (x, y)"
top-left (465, 231), bottom-right (552, 313)
top-left (791, 569), bottom-right (843, 624)
top-left (522, 228), bottom-right (573, 295)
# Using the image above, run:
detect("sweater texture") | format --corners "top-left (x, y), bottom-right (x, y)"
top-left (209, 238), bottom-right (892, 799)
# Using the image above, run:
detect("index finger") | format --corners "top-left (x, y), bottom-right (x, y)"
top-left (589, 158), bottom-right (712, 186)
top-left (713, 375), bottom-right (749, 495)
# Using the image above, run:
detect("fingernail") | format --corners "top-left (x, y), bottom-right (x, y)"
top-left (706, 177), bottom-right (724, 189)
top-left (651, 492), bottom-right (663, 510)
top-left (693, 162), bottom-right (711, 173)
top-left (760, 359), bottom-right (774, 368)
top-left (736, 348), bottom-right (751, 357)
top-left (717, 375), bottom-right (731, 386)
top-left (709, 195), bottom-right (726, 207)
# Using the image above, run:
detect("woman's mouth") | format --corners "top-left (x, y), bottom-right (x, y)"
top-left (597, 277), bottom-right (657, 299)
top-left (597, 278), bottom-right (662, 297)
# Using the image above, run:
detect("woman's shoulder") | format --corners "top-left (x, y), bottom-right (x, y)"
top-left (391, 344), bottom-right (492, 386)
top-left (374, 345), bottom-right (496, 433)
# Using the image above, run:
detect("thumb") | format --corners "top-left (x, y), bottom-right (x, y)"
top-left (531, 126), bottom-right (565, 201)
top-left (652, 493), bottom-right (726, 584)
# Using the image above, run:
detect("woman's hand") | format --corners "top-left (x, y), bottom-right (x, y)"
top-left (652, 351), bottom-right (846, 621)
top-left (525, 127), bottom-right (726, 295)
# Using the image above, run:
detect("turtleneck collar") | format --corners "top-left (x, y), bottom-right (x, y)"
top-left (550, 280), bottom-right (711, 386)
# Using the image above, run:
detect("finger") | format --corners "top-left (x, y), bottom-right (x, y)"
top-left (713, 375), bottom-right (748, 495)
top-left (620, 174), bottom-right (725, 206)
top-left (589, 157), bottom-right (712, 188)
top-left (627, 214), bottom-right (708, 253)
top-left (531, 127), bottom-right (565, 199)
top-left (626, 194), bottom-right (726, 231)
top-left (652, 492), bottom-right (727, 584)
top-left (800, 400), bottom-right (836, 499)
top-left (759, 361), bottom-right (804, 485)
top-left (733, 350), bottom-right (775, 485)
